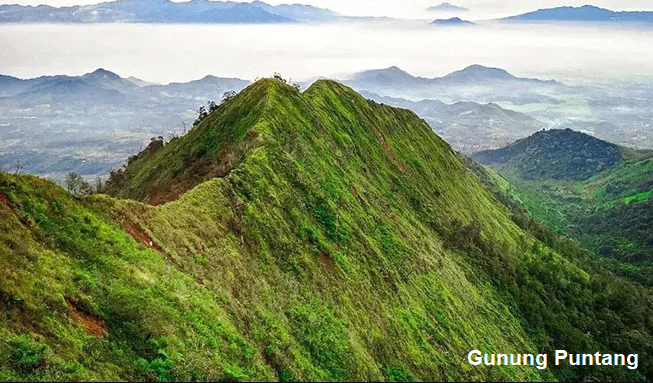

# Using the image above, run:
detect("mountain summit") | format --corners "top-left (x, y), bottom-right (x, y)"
top-left (430, 17), bottom-right (475, 26)
top-left (426, 3), bottom-right (470, 12)
top-left (439, 64), bottom-right (515, 83)
top-left (473, 129), bottom-right (635, 180)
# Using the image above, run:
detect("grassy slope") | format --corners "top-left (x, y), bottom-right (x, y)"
top-left (2, 79), bottom-right (653, 382)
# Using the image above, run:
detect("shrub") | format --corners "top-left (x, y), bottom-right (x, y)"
top-left (9, 335), bottom-right (48, 373)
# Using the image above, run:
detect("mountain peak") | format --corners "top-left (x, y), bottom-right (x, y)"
top-left (83, 68), bottom-right (122, 81)
top-left (426, 2), bottom-right (470, 12)
top-left (473, 129), bottom-right (629, 180)
top-left (352, 66), bottom-right (417, 82)
top-left (103, 77), bottom-right (296, 203)
top-left (441, 64), bottom-right (515, 82)
top-left (431, 17), bottom-right (475, 26)
top-left (104, 76), bottom-right (429, 204)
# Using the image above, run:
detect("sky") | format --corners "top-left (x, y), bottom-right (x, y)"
top-left (3, 0), bottom-right (653, 18)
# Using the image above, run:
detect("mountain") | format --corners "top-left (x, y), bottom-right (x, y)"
top-left (0, 0), bottom-right (344, 24)
top-left (250, 1), bottom-right (341, 21)
top-left (361, 91), bottom-right (545, 153)
top-left (2, 77), bottom-right (653, 381)
top-left (343, 65), bottom-right (566, 110)
top-left (146, 75), bottom-right (251, 100)
top-left (473, 129), bottom-right (635, 180)
top-left (430, 17), bottom-right (475, 26)
top-left (0, 74), bottom-right (25, 97)
top-left (0, 69), bottom-right (252, 180)
top-left (346, 64), bottom-right (561, 92)
top-left (344, 66), bottom-right (432, 91)
top-left (503, 5), bottom-right (653, 23)
top-left (426, 2), bottom-right (469, 12)
top-left (5, 68), bottom-right (141, 106)
top-left (438, 64), bottom-right (559, 85)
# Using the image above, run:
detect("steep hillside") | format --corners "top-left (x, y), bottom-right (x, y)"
top-left (361, 92), bottom-right (545, 153)
top-left (2, 79), bottom-right (653, 382)
top-left (473, 129), bottom-right (635, 180)
top-left (479, 142), bottom-right (653, 286)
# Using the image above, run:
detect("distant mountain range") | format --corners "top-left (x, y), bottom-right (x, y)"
top-left (426, 3), bottom-right (469, 12)
top-left (431, 17), bottom-right (475, 26)
top-left (1, 65), bottom-right (551, 178)
top-left (0, 68), bottom-right (251, 178)
top-left (362, 91), bottom-right (544, 153)
top-left (347, 64), bottom-right (559, 90)
top-left (342, 65), bottom-right (563, 105)
top-left (0, 0), bottom-right (342, 24)
top-left (3, 2), bottom-right (652, 24)
top-left (0, 68), bottom-right (250, 106)
top-left (503, 5), bottom-right (653, 23)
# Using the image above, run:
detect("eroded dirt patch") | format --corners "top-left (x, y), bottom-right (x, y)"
top-left (67, 301), bottom-right (107, 338)
top-left (0, 192), bottom-right (35, 229)
top-left (0, 192), bottom-right (16, 212)
top-left (121, 218), bottom-right (164, 253)
top-left (319, 250), bottom-right (336, 273)
top-left (371, 126), bottom-right (407, 172)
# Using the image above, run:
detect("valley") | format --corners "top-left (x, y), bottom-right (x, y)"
top-left (474, 129), bottom-right (653, 285)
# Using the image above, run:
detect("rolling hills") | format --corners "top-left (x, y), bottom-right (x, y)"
top-left (2, 79), bottom-right (653, 381)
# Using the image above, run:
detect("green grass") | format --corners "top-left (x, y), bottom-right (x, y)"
top-left (625, 190), bottom-right (652, 204)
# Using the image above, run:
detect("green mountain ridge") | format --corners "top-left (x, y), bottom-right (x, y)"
top-left (2, 78), bottom-right (653, 382)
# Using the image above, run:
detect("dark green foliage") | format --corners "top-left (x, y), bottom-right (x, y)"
top-left (473, 129), bottom-right (637, 180)
top-left (136, 338), bottom-right (175, 382)
top-left (8, 335), bottom-right (48, 373)
top-left (382, 366), bottom-right (418, 382)
top-left (467, 161), bottom-right (653, 381)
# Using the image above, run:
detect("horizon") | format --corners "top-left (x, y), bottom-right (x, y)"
top-left (3, 0), bottom-right (653, 19)
top-left (0, 63), bottom-right (551, 85)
